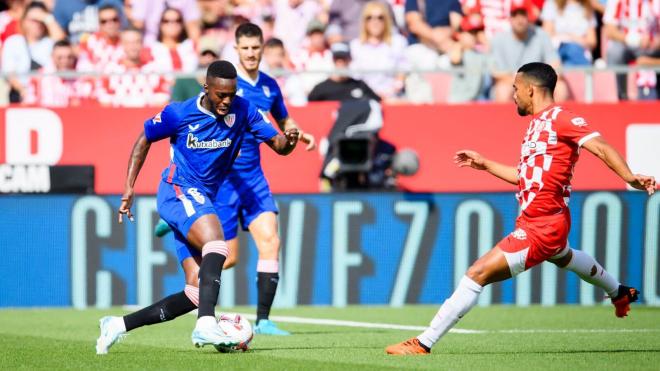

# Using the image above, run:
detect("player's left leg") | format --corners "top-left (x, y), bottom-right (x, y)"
top-left (386, 246), bottom-right (513, 355)
top-left (548, 248), bottom-right (639, 317)
top-left (247, 211), bottom-right (290, 335)
top-left (96, 255), bottom-right (201, 355)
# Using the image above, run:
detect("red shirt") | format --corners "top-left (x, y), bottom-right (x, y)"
top-left (516, 105), bottom-right (600, 218)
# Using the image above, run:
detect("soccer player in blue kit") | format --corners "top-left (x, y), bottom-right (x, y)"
top-left (95, 60), bottom-right (299, 354)
top-left (154, 23), bottom-right (316, 335)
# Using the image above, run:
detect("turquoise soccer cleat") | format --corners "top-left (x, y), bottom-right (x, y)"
top-left (254, 319), bottom-right (291, 336)
top-left (154, 219), bottom-right (173, 237)
top-left (191, 319), bottom-right (240, 349)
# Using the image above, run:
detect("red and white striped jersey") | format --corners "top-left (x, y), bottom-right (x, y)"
top-left (603, 0), bottom-right (658, 37)
top-left (462, 0), bottom-right (512, 38)
top-left (76, 32), bottom-right (123, 72)
top-left (95, 49), bottom-right (172, 107)
top-left (23, 67), bottom-right (95, 107)
top-left (516, 105), bottom-right (600, 217)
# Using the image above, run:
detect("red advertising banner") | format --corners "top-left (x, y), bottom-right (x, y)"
top-left (1, 102), bottom-right (658, 194)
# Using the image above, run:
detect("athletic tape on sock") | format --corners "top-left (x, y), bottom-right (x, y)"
top-left (184, 285), bottom-right (199, 306)
top-left (202, 240), bottom-right (228, 257)
top-left (256, 259), bottom-right (279, 273)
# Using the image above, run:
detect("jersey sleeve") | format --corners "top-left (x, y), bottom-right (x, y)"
top-left (555, 110), bottom-right (600, 147)
top-left (246, 102), bottom-right (279, 143)
top-left (269, 81), bottom-right (289, 122)
top-left (143, 104), bottom-right (180, 142)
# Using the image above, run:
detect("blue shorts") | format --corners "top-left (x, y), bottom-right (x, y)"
top-left (215, 173), bottom-right (278, 241)
top-left (156, 180), bottom-right (216, 263)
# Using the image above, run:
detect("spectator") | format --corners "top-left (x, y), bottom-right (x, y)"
top-left (131, 0), bottom-right (201, 45)
top-left (404, 0), bottom-right (462, 65)
top-left (541, 0), bottom-right (597, 66)
top-left (290, 20), bottom-right (334, 94)
top-left (603, 0), bottom-right (660, 100)
top-left (350, 1), bottom-right (408, 100)
top-left (489, 0), bottom-right (569, 102)
top-left (308, 42), bottom-right (381, 101)
top-left (96, 28), bottom-right (170, 107)
top-left (76, 4), bottom-right (123, 72)
top-left (24, 39), bottom-right (94, 107)
top-left (636, 55), bottom-right (660, 100)
top-left (171, 35), bottom-right (219, 101)
top-left (2, 1), bottom-right (65, 103)
top-left (461, 0), bottom-right (539, 40)
top-left (0, 0), bottom-right (25, 47)
top-left (198, 0), bottom-right (235, 50)
top-left (273, 0), bottom-right (324, 55)
top-left (404, 0), bottom-right (462, 102)
top-left (53, 0), bottom-right (126, 44)
top-left (262, 37), bottom-right (308, 106)
top-left (150, 8), bottom-right (198, 73)
top-left (326, 0), bottom-right (371, 43)
top-left (447, 10), bottom-right (489, 102)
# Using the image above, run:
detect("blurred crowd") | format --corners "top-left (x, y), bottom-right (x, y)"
top-left (0, 0), bottom-right (658, 107)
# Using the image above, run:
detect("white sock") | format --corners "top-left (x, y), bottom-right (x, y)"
top-left (564, 249), bottom-right (619, 297)
top-left (114, 317), bottom-right (127, 333)
top-left (195, 316), bottom-right (217, 329)
top-left (417, 276), bottom-right (482, 348)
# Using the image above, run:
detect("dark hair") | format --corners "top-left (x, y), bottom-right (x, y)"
top-left (207, 60), bottom-right (237, 79)
top-left (157, 7), bottom-right (187, 43)
top-left (235, 22), bottom-right (263, 42)
top-left (23, 1), bottom-right (48, 20)
top-left (98, 3), bottom-right (120, 14)
top-left (264, 37), bottom-right (284, 49)
top-left (517, 62), bottom-right (557, 93)
top-left (53, 39), bottom-right (72, 48)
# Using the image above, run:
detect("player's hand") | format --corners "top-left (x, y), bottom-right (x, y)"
top-left (628, 174), bottom-right (656, 195)
top-left (118, 189), bottom-right (135, 223)
top-left (284, 128), bottom-right (300, 146)
top-left (454, 150), bottom-right (488, 170)
top-left (299, 131), bottom-right (316, 151)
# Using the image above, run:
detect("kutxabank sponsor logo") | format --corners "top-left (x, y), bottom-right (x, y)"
top-left (186, 133), bottom-right (232, 149)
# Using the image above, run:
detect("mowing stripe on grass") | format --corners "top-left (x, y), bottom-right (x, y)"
top-left (123, 306), bottom-right (659, 335)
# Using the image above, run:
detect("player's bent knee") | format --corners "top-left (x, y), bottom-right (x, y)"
top-left (466, 264), bottom-right (487, 285)
top-left (257, 233), bottom-right (280, 258)
top-left (223, 256), bottom-right (238, 269)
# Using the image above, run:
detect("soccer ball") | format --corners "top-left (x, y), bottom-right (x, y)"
top-left (214, 313), bottom-right (253, 352)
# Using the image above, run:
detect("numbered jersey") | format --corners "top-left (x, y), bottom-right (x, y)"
top-left (517, 105), bottom-right (600, 217)
top-left (231, 70), bottom-right (289, 177)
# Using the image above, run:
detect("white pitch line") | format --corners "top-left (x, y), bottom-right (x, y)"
top-left (122, 306), bottom-right (659, 335)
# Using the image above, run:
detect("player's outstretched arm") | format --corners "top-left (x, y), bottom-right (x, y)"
top-left (454, 150), bottom-right (518, 185)
top-left (278, 117), bottom-right (316, 151)
top-left (582, 136), bottom-right (656, 195)
top-left (119, 132), bottom-right (152, 223)
top-left (266, 128), bottom-right (300, 156)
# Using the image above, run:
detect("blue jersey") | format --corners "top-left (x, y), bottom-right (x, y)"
top-left (144, 93), bottom-right (279, 196)
top-left (231, 71), bottom-right (289, 175)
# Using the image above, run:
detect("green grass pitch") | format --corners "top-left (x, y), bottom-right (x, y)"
top-left (1, 305), bottom-right (659, 370)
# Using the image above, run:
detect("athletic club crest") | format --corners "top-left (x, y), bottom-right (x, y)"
top-left (224, 113), bottom-right (236, 127)
top-left (262, 85), bottom-right (271, 97)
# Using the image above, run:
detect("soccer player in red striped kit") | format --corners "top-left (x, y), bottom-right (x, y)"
top-left (386, 62), bottom-right (657, 355)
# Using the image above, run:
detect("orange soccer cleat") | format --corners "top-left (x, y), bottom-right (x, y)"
top-left (385, 338), bottom-right (430, 355)
top-left (611, 285), bottom-right (640, 318)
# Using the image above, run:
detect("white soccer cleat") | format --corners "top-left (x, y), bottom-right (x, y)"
top-left (191, 316), bottom-right (240, 349)
top-left (96, 316), bottom-right (127, 355)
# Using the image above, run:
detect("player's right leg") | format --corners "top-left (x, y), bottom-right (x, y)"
top-left (155, 181), bottom-right (237, 348)
top-left (386, 246), bottom-right (512, 355)
top-left (548, 248), bottom-right (639, 317)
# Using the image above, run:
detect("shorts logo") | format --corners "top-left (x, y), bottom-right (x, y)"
top-left (224, 113), bottom-right (236, 127)
top-left (511, 228), bottom-right (527, 240)
top-left (187, 188), bottom-right (205, 204)
top-left (152, 112), bottom-right (162, 124)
